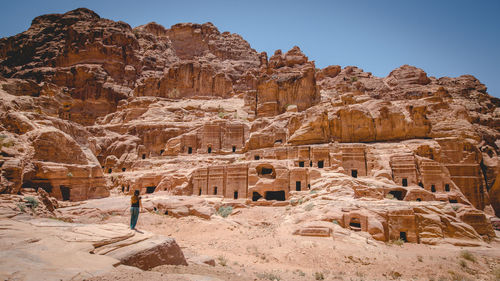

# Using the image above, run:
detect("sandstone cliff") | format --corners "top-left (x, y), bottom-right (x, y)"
top-left (0, 8), bottom-right (499, 245)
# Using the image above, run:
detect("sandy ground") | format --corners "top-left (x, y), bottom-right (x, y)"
top-left (83, 205), bottom-right (500, 281)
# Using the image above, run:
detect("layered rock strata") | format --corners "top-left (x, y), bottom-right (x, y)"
top-left (0, 8), bottom-right (498, 246)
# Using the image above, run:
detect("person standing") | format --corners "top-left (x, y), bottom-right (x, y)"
top-left (130, 190), bottom-right (141, 230)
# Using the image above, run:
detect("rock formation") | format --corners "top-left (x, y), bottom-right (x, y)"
top-left (0, 7), bottom-right (499, 248)
top-left (0, 217), bottom-right (186, 280)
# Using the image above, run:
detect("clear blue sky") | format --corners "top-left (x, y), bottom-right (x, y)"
top-left (1, 0), bottom-right (499, 98)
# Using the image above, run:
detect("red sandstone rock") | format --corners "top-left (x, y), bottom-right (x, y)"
top-left (109, 235), bottom-right (188, 269)
top-left (0, 8), bottom-right (498, 249)
top-left (489, 173), bottom-right (500, 216)
top-left (254, 46), bottom-right (320, 117)
top-left (385, 65), bottom-right (431, 87)
top-left (316, 65), bottom-right (341, 80)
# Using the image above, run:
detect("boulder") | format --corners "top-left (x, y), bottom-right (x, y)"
top-left (385, 65), bottom-right (431, 87)
top-left (316, 65), bottom-right (341, 80)
top-left (106, 235), bottom-right (187, 270)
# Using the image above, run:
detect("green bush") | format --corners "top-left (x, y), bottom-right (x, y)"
top-left (460, 250), bottom-right (476, 263)
top-left (217, 206), bottom-right (233, 218)
top-left (1, 139), bottom-right (14, 148)
top-left (24, 197), bottom-right (39, 209)
top-left (217, 105), bottom-right (225, 119)
top-left (389, 271), bottom-right (402, 279)
top-left (304, 203), bottom-right (314, 211)
top-left (216, 255), bottom-right (227, 266)
top-left (386, 238), bottom-right (404, 246)
top-left (448, 270), bottom-right (472, 281)
top-left (256, 271), bottom-right (281, 281)
top-left (16, 203), bottom-right (25, 212)
top-left (314, 272), bottom-right (325, 280)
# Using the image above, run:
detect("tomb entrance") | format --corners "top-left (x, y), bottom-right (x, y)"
top-left (388, 190), bottom-right (406, 200)
top-left (60, 186), bottom-right (70, 201)
top-left (349, 218), bottom-right (361, 231)
top-left (265, 190), bottom-right (285, 201)
top-left (351, 169), bottom-right (358, 178)
top-left (402, 178), bottom-right (408, 187)
top-left (252, 192), bottom-right (262, 201)
top-left (146, 186), bottom-right (156, 194)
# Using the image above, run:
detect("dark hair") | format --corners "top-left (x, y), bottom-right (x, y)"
top-left (134, 190), bottom-right (140, 196)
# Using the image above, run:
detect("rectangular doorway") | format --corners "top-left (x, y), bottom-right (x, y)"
top-left (296, 181), bottom-right (301, 191)
top-left (399, 232), bottom-right (407, 242)
top-left (60, 186), bottom-right (70, 201)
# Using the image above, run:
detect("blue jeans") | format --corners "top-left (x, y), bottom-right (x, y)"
top-left (130, 207), bottom-right (139, 229)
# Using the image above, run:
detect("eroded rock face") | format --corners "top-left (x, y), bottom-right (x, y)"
top-left (0, 218), bottom-right (187, 280)
top-left (254, 47), bottom-right (320, 117)
top-left (329, 101), bottom-right (431, 142)
top-left (31, 129), bottom-right (89, 164)
top-left (0, 8), bottom-right (498, 247)
top-left (489, 173), bottom-right (500, 216)
top-left (134, 61), bottom-right (234, 98)
top-left (385, 65), bottom-right (431, 87)
top-left (0, 8), bottom-right (137, 125)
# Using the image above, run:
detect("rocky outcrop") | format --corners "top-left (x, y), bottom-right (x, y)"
top-left (489, 173), bottom-right (500, 217)
top-left (0, 158), bottom-right (25, 194)
top-left (288, 109), bottom-right (330, 145)
top-left (103, 235), bottom-right (187, 270)
top-left (385, 65), bottom-right (431, 87)
top-left (316, 65), bottom-right (341, 81)
top-left (0, 9), bottom-right (262, 126)
top-left (134, 62), bottom-right (234, 98)
top-left (31, 129), bottom-right (89, 164)
top-left (253, 47), bottom-right (320, 117)
top-left (0, 8), bottom-right (138, 125)
top-left (131, 21), bottom-right (261, 99)
top-left (26, 161), bottom-right (109, 201)
top-left (5, 127), bottom-right (110, 201)
top-left (329, 100), bottom-right (431, 142)
top-left (0, 218), bottom-right (187, 280)
top-left (0, 8), bottom-right (498, 252)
